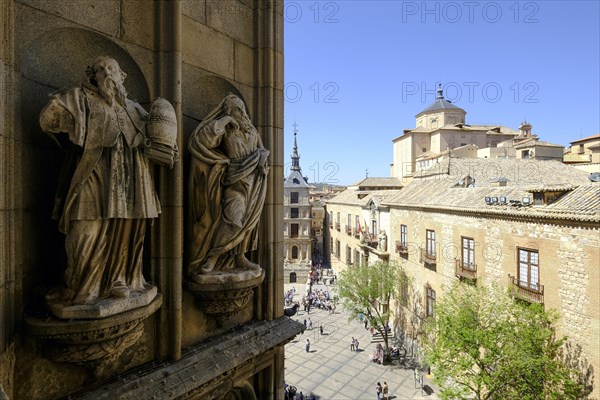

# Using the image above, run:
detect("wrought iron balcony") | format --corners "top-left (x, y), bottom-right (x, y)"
top-left (455, 259), bottom-right (477, 280)
top-left (345, 225), bottom-right (352, 236)
top-left (420, 248), bottom-right (436, 265)
top-left (395, 241), bottom-right (408, 254)
top-left (365, 234), bottom-right (378, 249)
top-left (508, 274), bottom-right (544, 304)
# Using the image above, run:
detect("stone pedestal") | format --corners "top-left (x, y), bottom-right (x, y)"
top-left (46, 285), bottom-right (158, 319)
top-left (25, 295), bottom-right (162, 378)
top-left (185, 270), bottom-right (264, 326)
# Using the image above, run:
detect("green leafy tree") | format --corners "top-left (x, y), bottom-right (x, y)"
top-left (423, 282), bottom-right (588, 400)
top-left (337, 261), bottom-right (406, 360)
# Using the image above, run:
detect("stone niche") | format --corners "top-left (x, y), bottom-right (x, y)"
top-left (21, 27), bottom-right (160, 388)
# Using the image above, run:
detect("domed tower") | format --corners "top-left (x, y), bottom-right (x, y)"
top-left (415, 84), bottom-right (466, 128)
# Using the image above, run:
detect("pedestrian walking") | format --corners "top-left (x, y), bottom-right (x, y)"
top-left (308, 318), bottom-right (313, 330)
top-left (355, 338), bottom-right (360, 352)
top-left (303, 319), bottom-right (307, 330)
top-left (305, 338), bottom-right (310, 353)
top-left (382, 381), bottom-right (389, 400)
top-left (319, 325), bottom-right (324, 335)
top-left (376, 382), bottom-right (383, 400)
top-left (350, 337), bottom-right (355, 351)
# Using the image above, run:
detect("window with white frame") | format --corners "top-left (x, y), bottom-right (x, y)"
top-left (461, 237), bottom-right (475, 269)
top-left (426, 286), bottom-right (436, 317)
top-left (400, 224), bottom-right (408, 246)
top-left (518, 248), bottom-right (540, 291)
top-left (426, 229), bottom-right (436, 257)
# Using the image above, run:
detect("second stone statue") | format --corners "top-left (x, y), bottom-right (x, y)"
top-left (188, 94), bottom-right (269, 284)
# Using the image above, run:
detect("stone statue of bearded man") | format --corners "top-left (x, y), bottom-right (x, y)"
top-left (40, 56), bottom-right (161, 309)
top-left (188, 94), bottom-right (269, 282)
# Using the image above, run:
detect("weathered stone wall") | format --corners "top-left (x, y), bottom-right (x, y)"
top-left (1, 0), bottom-right (290, 398)
top-left (387, 207), bottom-right (599, 397)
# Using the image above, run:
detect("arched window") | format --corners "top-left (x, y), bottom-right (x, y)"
top-left (290, 272), bottom-right (297, 283)
top-left (291, 246), bottom-right (298, 259)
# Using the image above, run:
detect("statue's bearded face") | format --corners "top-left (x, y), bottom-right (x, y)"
top-left (227, 99), bottom-right (253, 132)
top-left (94, 58), bottom-right (128, 107)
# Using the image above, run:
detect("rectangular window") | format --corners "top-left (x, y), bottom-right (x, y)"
top-left (426, 286), bottom-right (436, 317)
top-left (400, 225), bottom-right (408, 246)
top-left (290, 223), bottom-right (299, 238)
top-left (355, 215), bottom-right (360, 230)
top-left (336, 240), bottom-right (341, 258)
top-left (426, 229), bottom-right (436, 257)
top-left (372, 220), bottom-right (378, 236)
top-left (291, 208), bottom-right (299, 218)
top-left (346, 246), bottom-right (352, 264)
top-left (290, 192), bottom-right (299, 204)
top-left (518, 248), bottom-right (540, 291)
top-left (461, 237), bottom-right (475, 269)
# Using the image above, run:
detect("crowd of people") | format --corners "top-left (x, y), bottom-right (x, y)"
top-left (284, 384), bottom-right (316, 400)
top-left (302, 287), bottom-right (336, 313)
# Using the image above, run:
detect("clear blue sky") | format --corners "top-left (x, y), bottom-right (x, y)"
top-left (283, 0), bottom-right (600, 186)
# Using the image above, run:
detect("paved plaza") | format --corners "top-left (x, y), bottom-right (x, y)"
top-left (284, 282), bottom-right (440, 400)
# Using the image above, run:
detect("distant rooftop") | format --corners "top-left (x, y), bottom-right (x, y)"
top-left (347, 177), bottom-right (403, 190)
top-left (570, 133), bottom-right (600, 144)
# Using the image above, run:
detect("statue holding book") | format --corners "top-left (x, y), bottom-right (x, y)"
top-left (39, 56), bottom-right (177, 316)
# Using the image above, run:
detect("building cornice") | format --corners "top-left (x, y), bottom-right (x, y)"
top-left (384, 202), bottom-right (599, 227)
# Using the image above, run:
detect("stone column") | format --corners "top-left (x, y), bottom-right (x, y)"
top-left (0, 1), bottom-right (18, 397)
top-left (152, 0), bottom-right (183, 361)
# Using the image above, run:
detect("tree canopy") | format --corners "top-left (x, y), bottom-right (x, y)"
top-left (423, 282), bottom-right (590, 400)
top-left (337, 261), bottom-right (407, 360)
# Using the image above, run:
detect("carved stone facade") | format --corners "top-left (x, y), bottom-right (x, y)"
top-left (0, 1), bottom-right (301, 399)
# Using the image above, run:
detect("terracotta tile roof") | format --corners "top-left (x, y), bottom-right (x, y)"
top-left (348, 177), bottom-right (403, 188)
top-left (327, 189), bottom-right (401, 207)
top-left (544, 184), bottom-right (600, 216)
top-left (384, 158), bottom-right (598, 222)
top-left (570, 133), bottom-right (600, 144)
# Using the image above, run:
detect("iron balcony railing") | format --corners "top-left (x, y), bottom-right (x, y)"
top-left (455, 259), bottom-right (477, 280)
top-left (395, 241), bottom-right (408, 254)
top-left (420, 248), bottom-right (436, 265)
top-left (508, 274), bottom-right (544, 304)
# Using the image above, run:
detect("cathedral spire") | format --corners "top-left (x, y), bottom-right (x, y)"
top-left (291, 122), bottom-right (301, 171)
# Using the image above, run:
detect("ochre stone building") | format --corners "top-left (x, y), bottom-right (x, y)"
top-left (327, 158), bottom-right (600, 398)
top-left (1, 1), bottom-right (301, 398)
